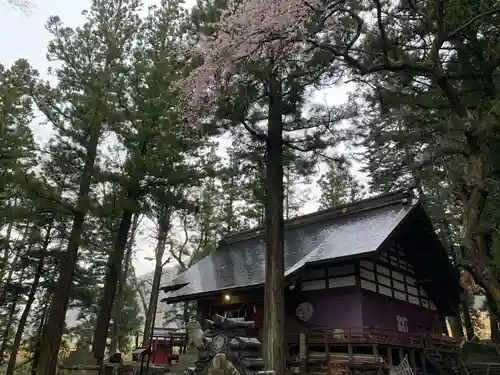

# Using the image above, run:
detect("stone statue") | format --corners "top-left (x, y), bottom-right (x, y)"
top-left (187, 320), bottom-right (206, 349)
top-left (184, 314), bottom-right (274, 375)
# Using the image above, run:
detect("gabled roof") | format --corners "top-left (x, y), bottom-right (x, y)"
top-left (162, 190), bottom-right (436, 303)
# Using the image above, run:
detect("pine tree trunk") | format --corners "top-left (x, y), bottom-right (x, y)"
top-left (93, 208), bottom-right (135, 360)
top-left (224, 173), bottom-right (235, 236)
top-left (6, 220), bottom-right (53, 375)
top-left (461, 291), bottom-right (474, 340)
top-left (0, 252), bottom-right (20, 313)
top-left (0, 223), bottom-right (30, 306)
top-left (109, 213), bottom-right (140, 355)
top-left (142, 213), bottom-right (169, 347)
top-left (35, 122), bottom-right (102, 375)
top-left (284, 168), bottom-right (290, 219)
top-left (131, 269), bottom-right (149, 315)
top-left (491, 312), bottom-right (500, 342)
top-left (460, 148), bottom-right (500, 320)
top-left (32, 299), bottom-right (49, 375)
top-left (0, 220), bottom-right (14, 283)
top-left (0, 267), bottom-right (27, 364)
top-left (142, 264), bottom-right (162, 347)
top-left (262, 73), bottom-right (285, 375)
top-left (0, 301), bottom-right (17, 364)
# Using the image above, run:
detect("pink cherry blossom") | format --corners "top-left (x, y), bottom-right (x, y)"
top-left (178, 0), bottom-right (321, 120)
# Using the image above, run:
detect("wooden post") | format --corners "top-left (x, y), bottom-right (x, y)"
top-left (348, 343), bottom-right (354, 362)
top-left (325, 333), bottom-right (330, 364)
top-left (196, 299), bottom-right (205, 329)
top-left (410, 349), bottom-right (417, 373)
top-left (346, 330), bottom-right (353, 362)
top-left (420, 350), bottom-right (427, 375)
top-left (373, 343), bottom-right (380, 375)
top-left (398, 348), bottom-right (404, 365)
top-left (387, 347), bottom-right (393, 367)
top-left (373, 343), bottom-right (379, 360)
top-left (299, 333), bottom-right (308, 375)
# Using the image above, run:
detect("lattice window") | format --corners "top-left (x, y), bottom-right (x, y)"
top-left (359, 247), bottom-right (437, 311)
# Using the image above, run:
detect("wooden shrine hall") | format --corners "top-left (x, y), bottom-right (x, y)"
top-left (161, 190), bottom-right (464, 375)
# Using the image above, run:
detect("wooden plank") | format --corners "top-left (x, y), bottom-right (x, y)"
top-left (299, 333), bottom-right (307, 375)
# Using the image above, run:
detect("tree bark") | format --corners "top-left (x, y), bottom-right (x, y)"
top-left (460, 169), bottom-right (500, 320)
top-left (491, 311), bottom-right (500, 343)
top-left (92, 207), bottom-right (135, 360)
top-left (0, 226), bottom-right (32, 365)
top-left (0, 301), bottom-right (17, 364)
top-left (141, 263), bottom-right (162, 347)
top-left (6, 219), bottom-right (53, 375)
top-left (0, 223), bottom-right (30, 306)
top-left (32, 298), bottom-right (49, 375)
top-left (262, 73), bottom-right (285, 375)
top-left (130, 268), bottom-right (148, 315)
top-left (35, 119), bottom-right (102, 375)
top-left (142, 212), bottom-right (170, 347)
top-left (461, 291), bottom-right (474, 340)
top-left (0, 220), bottom-right (14, 283)
top-left (109, 213), bottom-right (140, 355)
top-left (0, 252), bottom-right (20, 315)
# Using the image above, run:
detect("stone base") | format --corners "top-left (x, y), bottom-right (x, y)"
top-left (57, 364), bottom-right (101, 375)
top-left (59, 349), bottom-right (100, 375)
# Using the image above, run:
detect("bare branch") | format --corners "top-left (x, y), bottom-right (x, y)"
top-left (448, 8), bottom-right (500, 39)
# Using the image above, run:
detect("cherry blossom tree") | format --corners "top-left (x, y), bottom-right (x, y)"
top-left (4, 0), bottom-right (34, 12)
top-left (180, 1), bottom-right (351, 373)
top-left (180, 0), bottom-right (324, 114)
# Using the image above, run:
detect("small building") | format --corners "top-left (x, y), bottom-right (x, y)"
top-left (161, 190), bottom-right (462, 373)
top-left (133, 328), bottom-right (188, 365)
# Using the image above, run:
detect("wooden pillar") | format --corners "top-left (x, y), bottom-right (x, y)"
top-left (387, 347), bottom-right (393, 367)
top-left (347, 329), bottom-right (353, 362)
top-left (398, 348), bottom-right (404, 365)
top-left (325, 333), bottom-right (330, 364)
top-left (420, 350), bottom-right (427, 375)
top-left (373, 343), bottom-right (380, 375)
top-left (409, 349), bottom-right (417, 373)
top-left (299, 333), bottom-right (308, 375)
top-left (196, 300), bottom-right (204, 328)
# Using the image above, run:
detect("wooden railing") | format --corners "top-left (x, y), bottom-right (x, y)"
top-left (287, 326), bottom-right (459, 353)
top-left (285, 327), bottom-right (461, 375)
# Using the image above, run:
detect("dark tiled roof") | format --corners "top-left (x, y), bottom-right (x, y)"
top-left (163, 190), bottom-right (416, 302)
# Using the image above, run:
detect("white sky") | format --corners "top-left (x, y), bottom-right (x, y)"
top-left (0, 0), bottom-right (365, 276)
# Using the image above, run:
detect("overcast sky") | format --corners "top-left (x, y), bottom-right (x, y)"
top-left (0, 0), bottom-right (361, 277)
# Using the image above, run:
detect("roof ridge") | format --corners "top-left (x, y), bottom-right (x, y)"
top-left (219, 188), bottom-right (414, 246)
